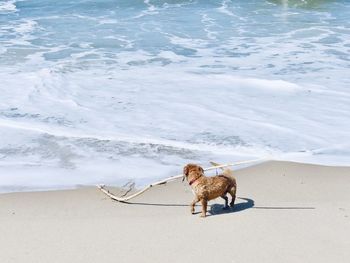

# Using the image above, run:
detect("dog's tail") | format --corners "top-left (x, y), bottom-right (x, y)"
top-left (210, 161), bottom-right (234, 177)
top-left (210, 161), bottom-right (233, 174)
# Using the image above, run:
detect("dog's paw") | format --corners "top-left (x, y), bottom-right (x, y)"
top-left (222, 206), bottom-right (230, 210)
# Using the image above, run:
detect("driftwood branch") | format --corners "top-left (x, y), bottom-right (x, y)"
top-left (98, 158), bottom-right (265, 202)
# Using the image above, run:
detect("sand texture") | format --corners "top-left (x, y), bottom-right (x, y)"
top-left (1, 161), bottom-right (349, 263)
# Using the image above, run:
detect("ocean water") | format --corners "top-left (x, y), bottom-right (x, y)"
top-left (0, 0), bottom-right (349, 191)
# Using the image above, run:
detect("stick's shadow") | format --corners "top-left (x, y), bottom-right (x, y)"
top-left (118, 197), bottom-right (315, 217)
top-left (122, 197), bottom-right (255, 215)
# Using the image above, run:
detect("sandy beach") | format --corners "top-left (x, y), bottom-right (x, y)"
top-left (1, 161), bottom-right (349, 263)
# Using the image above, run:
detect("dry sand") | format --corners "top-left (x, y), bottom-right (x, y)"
top-left (0, 161), bottom-right (349, 263)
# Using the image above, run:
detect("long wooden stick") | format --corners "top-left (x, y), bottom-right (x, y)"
top-left (98, 158), bottom-right (266, 202)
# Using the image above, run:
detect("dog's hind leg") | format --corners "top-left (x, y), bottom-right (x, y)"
top-left (200, 199), bottom-right (208, 218)
top-left (228, 187), bottom-right (236, 208)
top-left (190, 196), bottom-right (199, 214)
top-left (221, 195), bottom-right (229, 210)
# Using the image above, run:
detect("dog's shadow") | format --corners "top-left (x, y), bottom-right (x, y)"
top-left (208, 197), bottom-right (315, 216)
top-left (209, 197), bottom-right (254, 216)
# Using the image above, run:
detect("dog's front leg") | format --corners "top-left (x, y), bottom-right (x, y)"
top-left (200, 199), bottom-right (208, 218)
top-left (190, 196), bottom-right (199, 214)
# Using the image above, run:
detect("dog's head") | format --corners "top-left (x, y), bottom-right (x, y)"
top-left (183, 163), bottom-right (204, 182)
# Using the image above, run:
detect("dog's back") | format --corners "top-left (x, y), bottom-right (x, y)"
top-left (198, 170), bottom-right (236, 201)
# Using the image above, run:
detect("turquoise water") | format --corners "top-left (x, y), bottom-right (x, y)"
top-left (1, 0), bottom-right (349, 84)
top-left (0, 0), bottom-right (350, 191)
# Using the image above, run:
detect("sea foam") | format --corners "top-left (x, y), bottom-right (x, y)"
top-left (0, 0), bottom-right (349, 191)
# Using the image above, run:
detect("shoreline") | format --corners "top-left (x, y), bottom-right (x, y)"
top-left (1, 160), bottom-right (350, 195)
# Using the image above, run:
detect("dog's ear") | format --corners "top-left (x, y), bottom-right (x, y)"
top-left (183, 165), bottom-right (189, 182)
top-left (183, 165), bottom-right (189, 177)
top-left (199, 166), bottom-right (204, 174)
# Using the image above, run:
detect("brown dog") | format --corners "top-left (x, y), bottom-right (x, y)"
top-left (183, 163), bottom-right (237, 217)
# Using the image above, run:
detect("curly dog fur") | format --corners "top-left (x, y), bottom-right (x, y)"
top-left (183, 163), bottom-right (237, 217)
